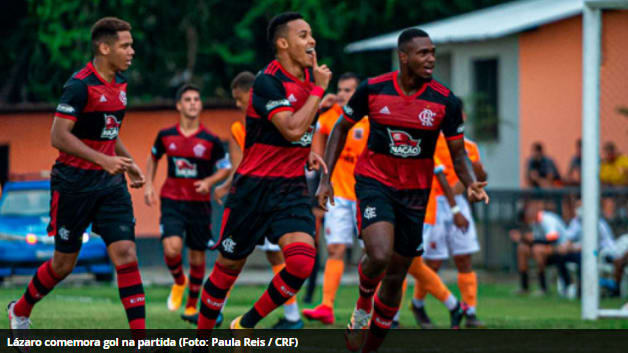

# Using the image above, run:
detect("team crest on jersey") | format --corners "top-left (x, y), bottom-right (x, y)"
top-left (58, 226), bottom-right (70, 241)
top-left (173, 157), bottom-right (198, 178)
top-left (101, 114), bottom-right (121, 139)
top-left (364, 206), bottom-right (377, 220)
top-left (353, 128), bottom-right (364, 140)
top-left (293, 126), bottom-right (314, 146)
top-left (387, 128), bottom-right (421, 157)
top-left (193, 143), bottom-right (206, 157)
top-left (119, 91), bottom-right (127, 106)
top-left (418, 108), bottom-right (436, 127)
top-left (222, 237), bottom-right (236, 253)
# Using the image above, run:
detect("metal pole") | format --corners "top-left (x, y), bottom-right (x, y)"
top-left (581, 4), bottom-right (601, 321)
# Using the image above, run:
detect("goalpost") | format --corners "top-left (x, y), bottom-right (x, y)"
top-left (581, 0), bottom-right (628, 320)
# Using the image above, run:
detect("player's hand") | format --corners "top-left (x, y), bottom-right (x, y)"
top-left (315, 179), bottom-right (334, 212)
top-left (126, 162), bottom-right (145, 188)
top-left (523, 231), bottom-right (534, 244)
top-left (212, 182), bottom-right (229, 205)
top-left (101, 155), bottom-right (133, 175)
top-left (453, 212), bottom-right (469, 233)
top-left (307, 152), bottom-right (328, 174)
top-left (466, 181), bottom-right (489, 204)
top-left (320, 93), bottom-right (337, 110)
top-left (509, 229), bottom-right (522, 243)
top-left (194, 179), bottom-right (212, 194)
top-left (144, 185), bottom-right (156, 206)
top-left (312, 50), bottom-right (332, 91)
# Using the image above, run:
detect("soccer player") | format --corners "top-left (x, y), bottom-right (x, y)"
top-left (420, 130), bottom-right (488, 328)
top-left (301, 72), bottom-right (369, 324)
top-left (144, 84), bottom-right (231, 324)
top-left (7, 17), bottom-right (147, 333)
top-left (196, 12), bottom-right (331, 334)
top-left (316, 28), bottom-right (488, 352)
top-left (211, 71), bottom-right (304, 329)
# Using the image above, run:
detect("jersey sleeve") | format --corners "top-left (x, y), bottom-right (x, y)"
top-left (433, 155), bottom-right (446, 174)
top-left (251, 74), bottom-right (293, 121)
top-left (211, 140), bottom-right (231, 170)
top-left (465, 140), bottom-right (481, 163)
top-left (150, 131), bottom-right (165, 160)
top-left (342, 81), bottom-right (369, 124)
top-left (441, 94), bottom-right (464, 140)
top-left (54, 78), bottom-right (87, 121)
top-left (230, 121), bottom-right (246, 151)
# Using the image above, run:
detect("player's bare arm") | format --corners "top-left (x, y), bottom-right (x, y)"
top-left (115, 137), bottom-right (145, 188)
top-left (213, 135), bottom-right (241, 204)
top-left (51, 117), bottom-right (132, 176)
top-left (144, 155), bottom-right (158, 206)
top-left (447, 138), bottom-right (489, 204)
top-left (435, 169), bottom-right (468, 231)
top-left (194, 166), bottom-right (231, 195)
top-left (271, 51), bottom-right (332, 141)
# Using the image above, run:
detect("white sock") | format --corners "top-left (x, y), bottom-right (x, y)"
top-left (466, 305), bottom-right (476, 315)
top-left (443, 294), bottom-right (458, 311)
top-left (393, 310), bottom-right (401, 322)
top-left (283, 302), bottom-right (300, 321)
top-left (412, 298), bottom-right (425, 308)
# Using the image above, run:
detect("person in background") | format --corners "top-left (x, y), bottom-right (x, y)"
top-left (526, 142), bottom-right (561, 188)
top-left (600, 141), bottom-right (628, 186)
top-left (566, 138), bottom-right (582, 185)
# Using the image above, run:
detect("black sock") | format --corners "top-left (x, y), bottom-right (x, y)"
top-left (520, 271), bottom-right (529, 290)
top-left (539, 271), bottom-right (547, 291)
top-left (240, 307), bottom-right (263, 328)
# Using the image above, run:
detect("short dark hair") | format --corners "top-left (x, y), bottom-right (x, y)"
top-left (231, 71), bottom-right (256, 91)
top-left (397, 28), bottom-right (429, 52)
top-left (338, 72), bottom-right (360, 85)
top-left (175, 84), bottom-right (201, 102)
top-left (532, 142), bottom-right (544, 152)
top-left (91, 17), bottom-right (131, 56)
top-left (267, 12), bottom-right (303, 50)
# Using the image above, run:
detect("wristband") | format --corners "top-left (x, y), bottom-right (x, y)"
top-left (311, 86), bottom-right (324, 98)
top-left (451, 205), bottom-right (461, 214)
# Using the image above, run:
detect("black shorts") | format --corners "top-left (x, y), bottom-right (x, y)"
top-left (160, 197), bottom-right (213, 251)
top-left (48, 184), bottom-right (135, 253)
top-left (355, 176), bottom-right (429, 258)
top-left (214, 175), bottom-right (315, 260)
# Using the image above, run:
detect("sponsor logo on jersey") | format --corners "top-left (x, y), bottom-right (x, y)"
top-left (343, 105), bottom-right (354, 117)
top-left (119, 91), bottom-right (127, 106)
top-left (101, 114), bottom-right (121, 139)
top-left (287, 94), bottom-right (297, 103)
top-left (379, 106), bottom-right (391, 115)
top-left (56, 103), bottom-right (75, 114)
top-left (222, 237), bottom-right (236, 253)
top-left (168, 142), bottom-right (176, 150)
top-left (418, 108), bottom-right (436, 127)
top-left (193, 143), bottom-right (206, 158)
top-left (99, 94), bottom-right (107, 103)
top-left (387, 128), bottom-right (421, 157)
top-left (457, 125), bottom-right (465, 133)
top-left (173, 157), bottom-right (198, 178)
top-left (293, 126), bottom-right (314, 146)
top-left (265, 98), bottom-right (290, 112)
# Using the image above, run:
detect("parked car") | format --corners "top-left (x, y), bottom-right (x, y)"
top-left (0, 180), bottom-right (113, 282)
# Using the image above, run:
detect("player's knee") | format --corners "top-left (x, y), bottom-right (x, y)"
top-left (284, 244), bottom-right (316, 279)
top-left (112, 246), bottom-right (138, 266)
top-left (51, 261), bottom-right (74, 279)
top-left (368, 248), bottom-right (392, 270)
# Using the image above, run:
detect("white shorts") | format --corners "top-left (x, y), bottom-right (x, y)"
top-left (423, 195), bottom-right (480, 260)
top-left (256, 237), bottom-right (281, 252)
top-left (324, 197), bottom-right (357, 246)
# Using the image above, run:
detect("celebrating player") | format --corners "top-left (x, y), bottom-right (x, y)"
top-left (144, 84), bottom-right (231, 324)
top-left (8, 17), bottom-right (147, 334)
top-left (196, 12), bottom-right (331, 334)
top-left (316, 28), bottom-right (488, 352)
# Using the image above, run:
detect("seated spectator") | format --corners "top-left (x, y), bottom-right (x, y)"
top-left (566, 139), bottom-right (582, 185)
top-left (600, 141), bottom-right (628, 186)
top-left (526, 142), bottom-right (561, 188)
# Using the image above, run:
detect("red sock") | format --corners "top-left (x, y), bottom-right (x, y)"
top-left (362, 295), bottom-right (399, 353)
top-left (356, 262), bottom-right (385, 313)
top-left (186, 262), bottom-right (205, 310)
top-left (116, 262), bottom-right (145, 330)
top-left (14, 260), bottom-right (63, 317)
top-left (198, 262), bottom-right (240, 332)
top-left (164, 254), bottom-right (185, 285)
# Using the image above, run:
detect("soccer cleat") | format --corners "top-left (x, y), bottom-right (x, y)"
top-left (464, 313), bottom-right (486, 329)
top-left (391, 320), bottom-right (400, 329)
top-left (216, 312), bottom-right (224, 327)
top-left (344, 307), bottom-right (371, 352)
top-left (410, 303), bottom-right (434, 329)
top-left (449, 302), bottom-right (464, 329)
top-left (181, 307), bottom-right (199, 325)
top-left (271, 318), bottom-right (305, 329)
top-left (167, 276), bottom-right (188, 311)
top-left (230, 315), bottom-right (244, 329)
top-left (7, 301), bottom-right (31, 353)
top-left (302, 304), bottom-right (335, 324)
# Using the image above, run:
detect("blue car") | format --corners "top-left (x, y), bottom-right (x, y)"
top-left (0, 180), bottom-right (113, 282)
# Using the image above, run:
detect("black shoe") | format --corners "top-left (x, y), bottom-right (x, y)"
top-left (464, 313), bottom-right (486, 328)
top-left (449, 303), bottom-right (464, 329)
top-left (271, 317), bottom-right (304, 329)
top-left (181, 312), bottom-right (199, 325)
top-left (410, 303), bottom-right (434, 329)
top-left (391, 320), bottom-right (400, 329)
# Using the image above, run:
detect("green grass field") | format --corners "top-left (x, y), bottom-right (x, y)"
top-left (1, 281), bottom-right (627, 329)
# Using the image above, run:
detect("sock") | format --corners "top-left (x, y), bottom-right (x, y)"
top-left (321, 258), bottom-right (344, 308)
top-left (362, 294), bottom-right (399, 353)
top-left (272, 264), bottom-right (297, 306)
top-left (356, 262), bottom-right (385, 313)
top-left (520, 271), bottom-right (529, 290)
top-left (457, 272), bottom-right (477, 312)
top-left (539, 271), bottom-right (547, 291)
top-left (412, 298), bottom-right (424, 308)
top-left (116, 261), bottom-right (146, 330)
top-left (185, 262), bottom-right (205, 310)
top-left (392, 310), bottom-right (400, 322)
top-left (409, 256), bottom-right (450, 302)
top-left (164, 254), bottom-right (185, 285)
top-left (272, 263), bottom-right (300, 321)
top-left (443, 294), bottom-right (458, 311)
top-left (198, 262), bottom-right (240, 331)
top-left (13, 260), bottom-right (63, 317)
top-left (240, 243), bottom-right (315, 328)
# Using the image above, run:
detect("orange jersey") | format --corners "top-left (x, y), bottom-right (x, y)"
top-left (432, 133), bottom-right (481, 197)
top-left (231, 121), bottom-right (246, 151)
top-left (317, 104), bottom-right (369, 201)
top-left (424, 155), bottom-right (443, 225)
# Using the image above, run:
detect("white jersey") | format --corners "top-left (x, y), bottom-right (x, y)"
top-left (532, 211), bottom-right (568, 244)
top-left (566, 217), bottom-right (615, 252)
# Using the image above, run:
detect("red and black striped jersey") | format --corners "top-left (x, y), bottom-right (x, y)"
top-left (151, 124), bottom-right (229, 202)
top-left (342, 71), bottom-right (464, 191)
top-left (51, 62), bottom-right (128, 191)
top-left (236, 60), bottom-right (318, 180)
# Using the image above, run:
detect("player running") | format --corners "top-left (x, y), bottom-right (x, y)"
top-left (7, 17), bottom-right (147, 336)
top-left (196, 12), bottom-right (331, 334)
top-left (144, 84), bottom-right (231, 324)
top-left (316, 28), bottom-right (488, 352)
